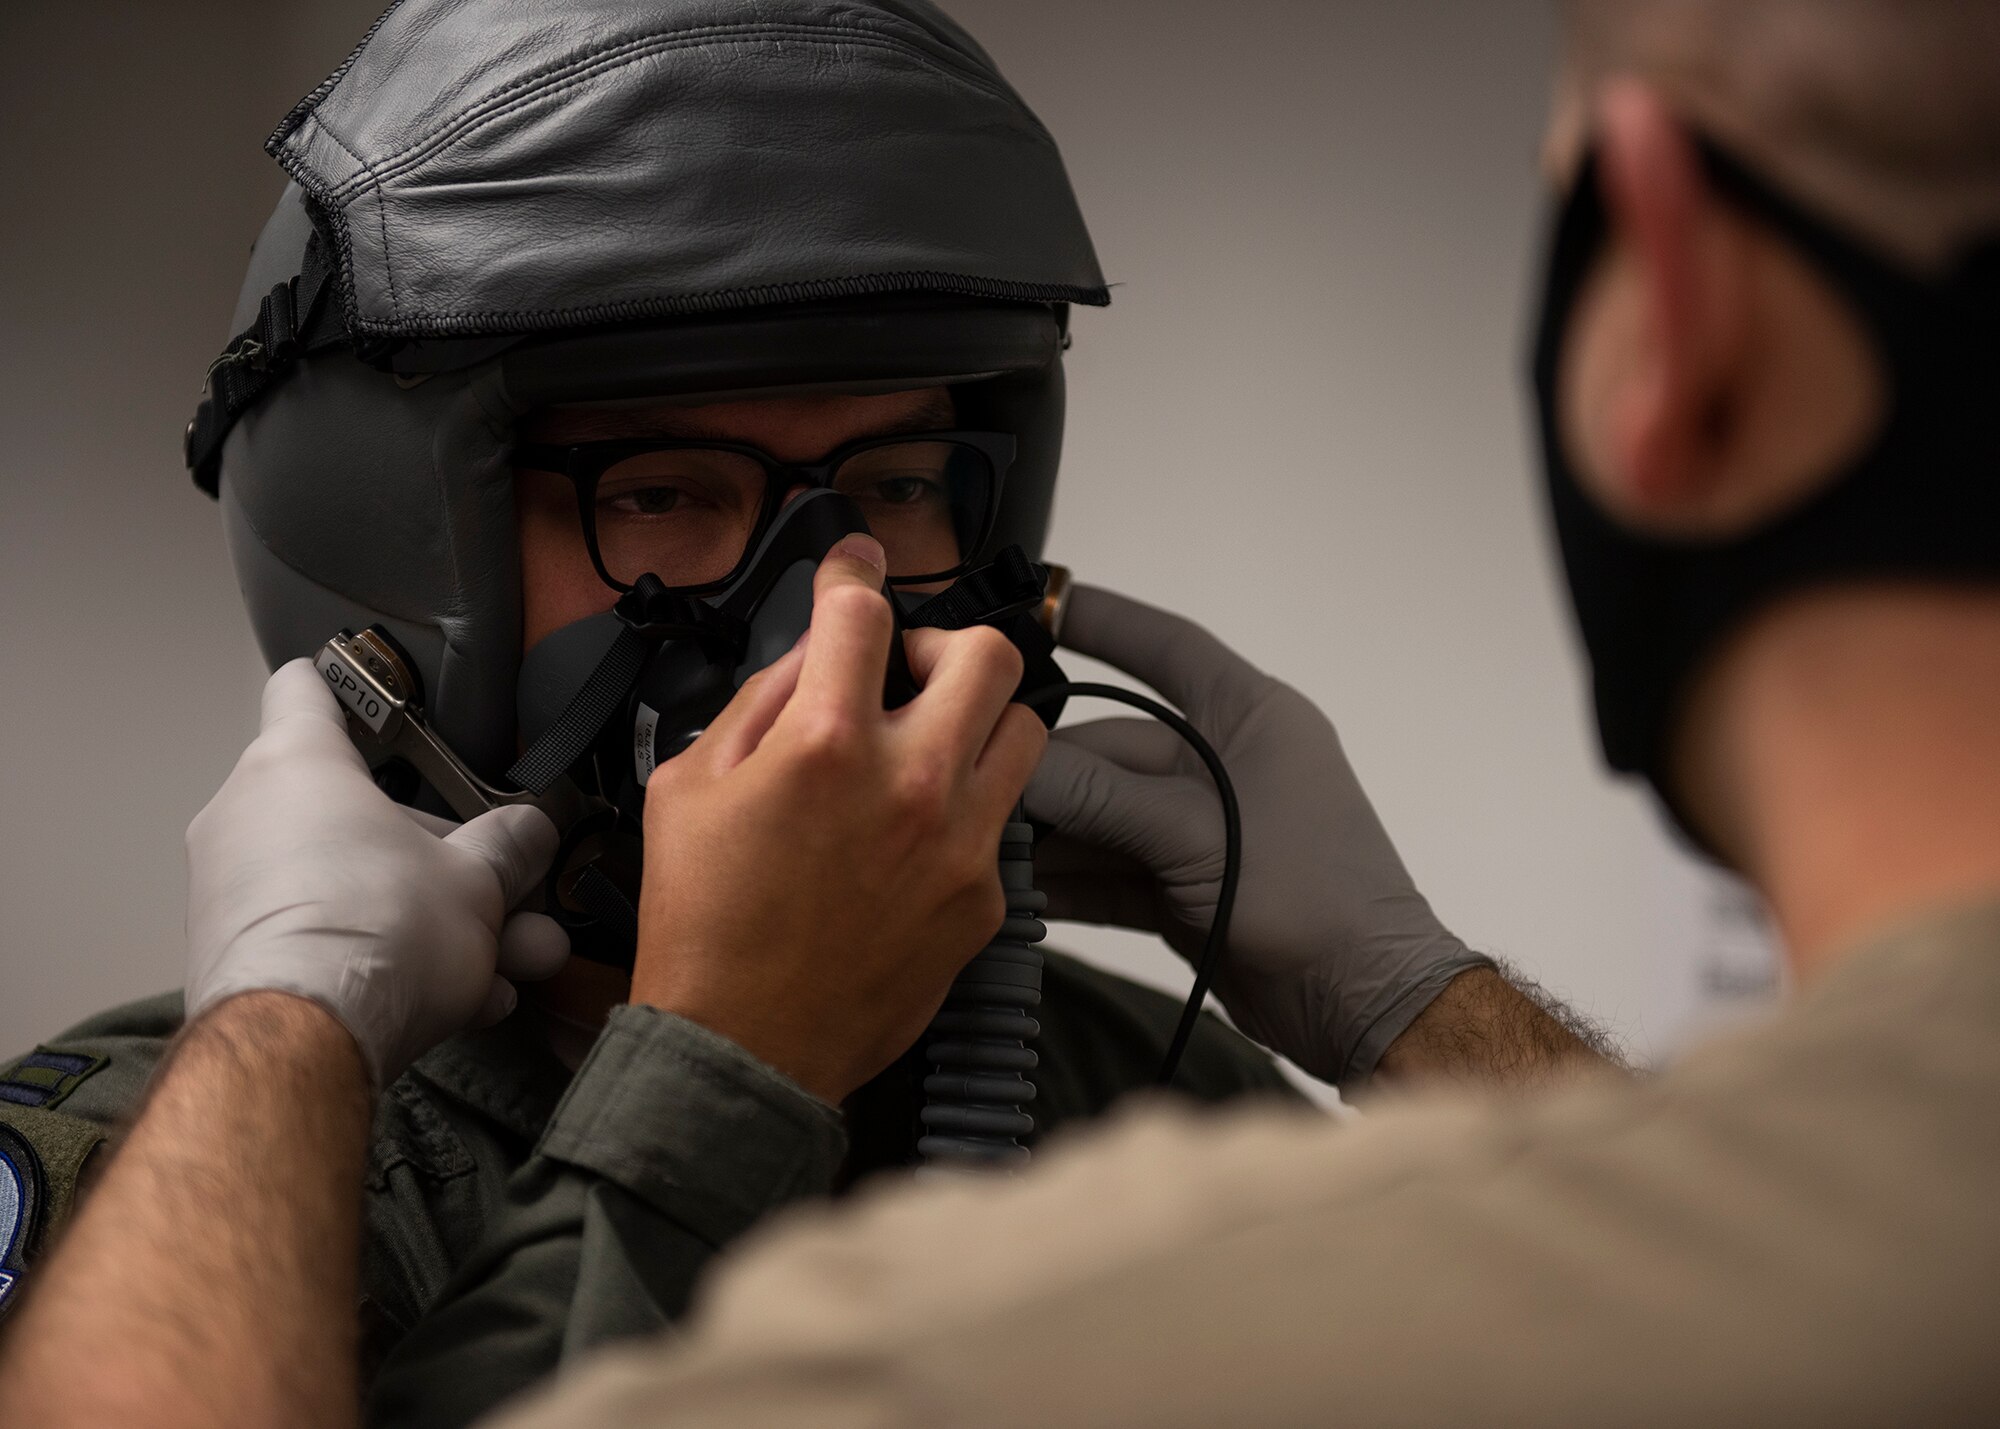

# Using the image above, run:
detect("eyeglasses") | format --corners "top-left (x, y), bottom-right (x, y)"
top-left (513, 430), bottom-right (1015, 594)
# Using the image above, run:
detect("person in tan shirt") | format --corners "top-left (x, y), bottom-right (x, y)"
top-left (475, 1), bottom-right (2000, 1424)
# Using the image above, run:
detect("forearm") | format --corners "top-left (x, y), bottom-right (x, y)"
top-left (1370, 965), bottom-right (1624, 1092)
top-left (0, 991), bottom-right (372, 1429)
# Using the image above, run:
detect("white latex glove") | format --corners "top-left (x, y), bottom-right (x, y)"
top-left (1025, 586), bottom-right (1491, 1089)
top-left (186, 660), bottom-right (569, 1089)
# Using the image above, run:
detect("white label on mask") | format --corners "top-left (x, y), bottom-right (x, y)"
top-left (634, 702), bottom-right (660, 785)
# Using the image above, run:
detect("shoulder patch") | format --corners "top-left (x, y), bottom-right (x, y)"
top-left (0, 1123), bottom-right (47, 1311)
top-left (0, 1048), bottom-right (108, 1111)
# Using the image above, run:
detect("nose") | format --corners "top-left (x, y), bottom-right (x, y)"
top-left (778, 481), bottom-right (814, 509)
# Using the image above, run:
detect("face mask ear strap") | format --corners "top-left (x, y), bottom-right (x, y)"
top-left (1693, 136), bottom-right (2000, 374)
top-left (1542, 135), bottom-right (2000, 378)
top-left (1530, 149), bottom-right (1609, 397)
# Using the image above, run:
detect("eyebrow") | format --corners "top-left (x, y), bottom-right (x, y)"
top-left (524, 388), bottom-right (958, 444)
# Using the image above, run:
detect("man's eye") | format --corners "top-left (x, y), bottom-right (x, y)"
top-left (603, 484), bottom-right (685, 516)
top-left (864, 476), bottom-right (943, 506)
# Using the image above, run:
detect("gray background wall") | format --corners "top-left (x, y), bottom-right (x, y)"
top-left (0, 2), bottom-right (1776, 1070)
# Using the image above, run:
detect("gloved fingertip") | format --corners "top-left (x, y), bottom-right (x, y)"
top-left (496, 911), bottom-right (571, 982)
top-left (475, 799), bottom-right (558, 847)
top-left (262, 657), bottom-right (331, 710)
top-left (258, 659), bottom-right (356, 745)
top-left (507, 802), bottom-right (562, 861)
top-left (448, 804), bottom-right (561, 908)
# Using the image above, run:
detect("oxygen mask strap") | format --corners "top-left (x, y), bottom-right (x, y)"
top-left (506, 628), bottom-right (650, 795)
top-left (906, 548), bottom-right (1069, 728)
top-left (904, 546), bottom-right (1044, 631)
top-left (565, 864), bottom-right (640, 949)
top-left (505, 575), bottom-right (751, 795)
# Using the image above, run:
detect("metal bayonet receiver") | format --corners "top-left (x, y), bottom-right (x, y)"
top-left (314, 628), bottom-right (589, 832)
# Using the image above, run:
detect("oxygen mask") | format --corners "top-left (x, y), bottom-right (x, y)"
top-left (322, 486), bottom-right (1068, 968)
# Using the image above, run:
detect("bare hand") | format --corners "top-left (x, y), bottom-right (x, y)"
top-left (630, 535), bottom-right (1047, 1103)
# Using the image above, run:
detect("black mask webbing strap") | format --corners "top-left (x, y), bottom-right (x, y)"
top-left (505, 627), bottom-right (651, 795)
top-left (567, 864), bottom-right (640, 958)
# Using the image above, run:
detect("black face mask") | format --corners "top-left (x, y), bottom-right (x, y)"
top-left (1531, 135), bottom-right (2000, 848)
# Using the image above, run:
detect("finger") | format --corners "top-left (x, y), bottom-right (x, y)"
top-left (473, 976), bottom-right (519, 1028)
top-left (445, 804), bottom-right (561, 911)
top-left (1058, 585), bottom-right (1270, 733)
top-left (1028, 827), bottom-right (1149, 881)
top-left (700, 642), bottom-right (807, 768)
top-left (900, 627), bottom-right (1025, 766)
top-left (972, 702), bottom-right (1048, 814)
top-left (496, 911), bottom-right (571, 983)
top-left (793, 534), bottom-right (895, 715)
top-left (1036, 868), bottom-right (1169, 936)
top-left (1023, 736), bottom-right (1221, 874)
top-left (400, 805), bottom-right (460, 838)
top-left (1049, 717), bottom-right (1190, 777)
top-left (257, 659), bottom-right (372, 770)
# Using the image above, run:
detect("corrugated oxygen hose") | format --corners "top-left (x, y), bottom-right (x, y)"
top-left (918, 818), bottom-right (1045, 1169)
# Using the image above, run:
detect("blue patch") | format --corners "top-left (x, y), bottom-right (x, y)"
top-left (0, 1125), bottom-right (45, 1313)
top-left (0, 1048), bottom-right (107, 1112)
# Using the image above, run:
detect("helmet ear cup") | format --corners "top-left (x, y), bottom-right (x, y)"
top-left (218, 219), bottom-right (528, 781)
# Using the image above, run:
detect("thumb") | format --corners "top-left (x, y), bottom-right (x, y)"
top-left (815, 531), bottom-right (889, 592)
top-left (445, 804), bottom-right (561, 911)
top-left (257, 659), bottom-right (372, 772)
top-left (496, 911), bottom-right (571, 983)
top-left (1025, 736), bottom-right (1220, 877)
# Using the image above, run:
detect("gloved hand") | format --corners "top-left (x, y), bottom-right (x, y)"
top-left (185, 660), bottom-right (570, 1090)
top-left (1025, 586), bottom-right (1491, 1089)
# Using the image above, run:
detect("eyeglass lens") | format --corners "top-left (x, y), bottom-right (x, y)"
top-left (589, 439), bottom-right (992, 589)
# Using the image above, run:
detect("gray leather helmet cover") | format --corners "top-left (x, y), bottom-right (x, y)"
top-left (215, 0), bottom-right (1108, 779)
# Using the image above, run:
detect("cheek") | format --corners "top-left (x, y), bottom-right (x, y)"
top-left (517, 473), bottom-right (619, 653)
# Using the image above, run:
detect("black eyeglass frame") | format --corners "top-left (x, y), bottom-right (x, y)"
top-left (513, 429), bottom-right (1016, 595)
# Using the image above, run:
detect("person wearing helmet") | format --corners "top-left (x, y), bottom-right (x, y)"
top-left (0, 3), bottom-right (1622, 1426)
top-left (0, 4), bottom-right (1613, 1426)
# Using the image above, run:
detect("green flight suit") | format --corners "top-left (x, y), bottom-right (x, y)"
top-left (0, 951), bottom-right (1302, 1426)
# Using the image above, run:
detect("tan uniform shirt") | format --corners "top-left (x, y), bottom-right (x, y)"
top-left (492, 899), bottom-right (2000, 1428)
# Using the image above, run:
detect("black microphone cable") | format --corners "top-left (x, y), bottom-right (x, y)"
top-left (1020, 681), bottom-right (1242, 1087)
